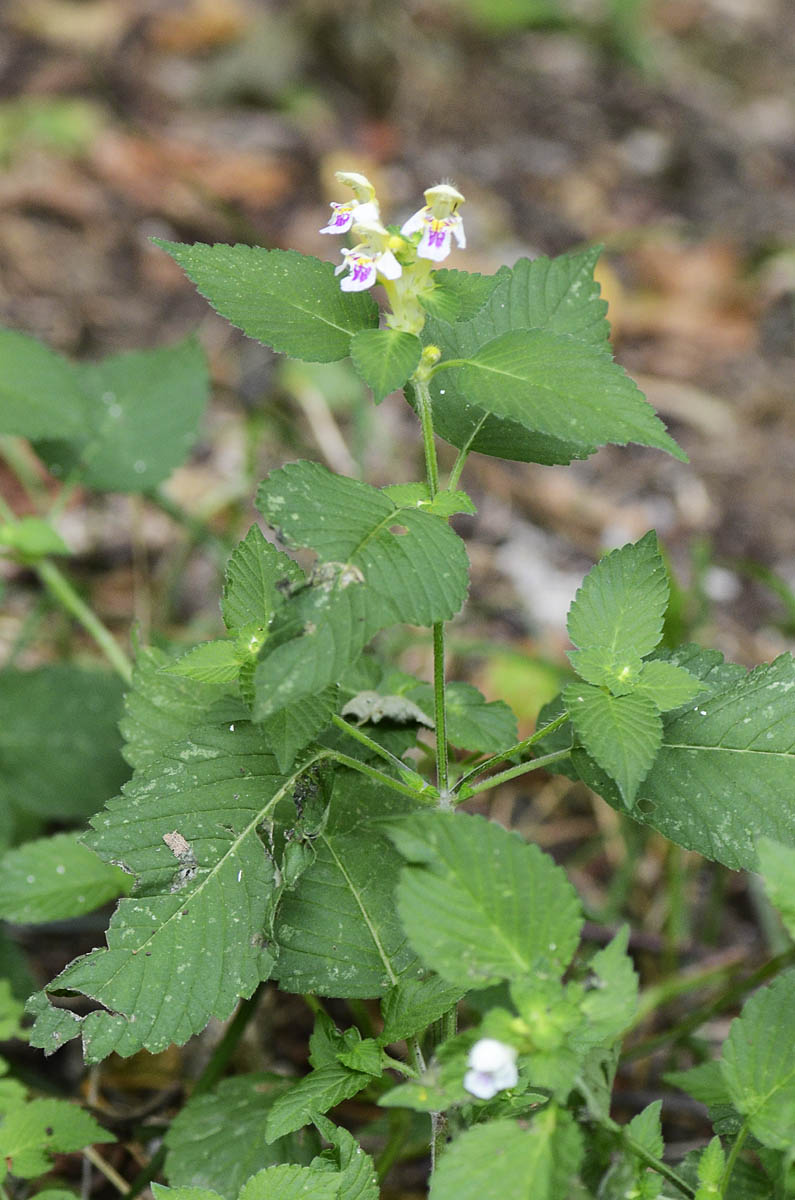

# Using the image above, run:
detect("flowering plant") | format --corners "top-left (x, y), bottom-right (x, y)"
top-left (0, 168), bottom-right (793, 1200)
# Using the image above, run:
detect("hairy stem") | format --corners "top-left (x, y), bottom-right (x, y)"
top-left (331, 713), bottom-right (426, 786)
top-left (460, 748), bottom-right (574, 800)
top-left (720, 1121), bottom-right (749, 1197)
top-left (328, 750), bottom-right (437, 803)
top-left (453, 711), bottom-right (570, 794)
top-left (412, 374), bottom-right (450, 801)
top-left (36, 559), bottom-right (133, 683)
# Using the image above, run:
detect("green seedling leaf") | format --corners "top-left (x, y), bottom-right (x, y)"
top-left (166, 641), bottom-right (242, 684)
top-left (429, 1108), bottom-right (583, 1200)
top-left (566, 647), bottom-right (644, 695)
top-left (380, 976), bottom-right (466, 1044)
top-left (380, 482), bottom-right (476, 518)
top-left (37, 338), bottom-right (208, 493)
top-left (0, 517), bottom-right (70, 562)
top-left (720, 969), bottom-right (795, 1149)
top-left (337, 1038), bottom-right (382, 1075)
top-left (392, 811), bottom-right (582, 988)
top-left (0, 1097), bottom-right (112, 1180)
top-left (0, 666), bottom-right (128, 822)
top-left (579, 927), bottom-right (639, 1046)
top-left (221, 524), bottom-right (303, 633)
top-left (265, 1063), bottom-right (377, 1144)
top-left (29, 722), bottom-right (299, 1062)
top-left (0, 833), bottom-right (131, 924)
top-left (757, 837), bottom-right (795, 938)
top-left (350, 328), bottom-right (422, 402)
top-left (272, 774), bottom-right (421, 998)
top-left (164, 1074), bottom-right (317, 1199)
top-left (574, 651), bottom-right (795, 870)
top-left (567, 532), bottom-right (669, 660)
top-left (157, 242), bottom-right (377, 362)
top-left (564, 683), bottom-right (662, 808)
top-left (0, 328), bottom-right (86, 441)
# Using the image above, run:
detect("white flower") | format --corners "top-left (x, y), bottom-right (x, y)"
top-left (401, 183), bottom-right (466, 262)
top-left (319, 170), bottom-right (380, 235)
top-left (334, 220), bottom-right (402, 292)
top-left (463, 1038), bottom-right (518, 1100)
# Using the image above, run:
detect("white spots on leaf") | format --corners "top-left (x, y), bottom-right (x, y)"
top-left (133, 460), bottom-right (147, 474)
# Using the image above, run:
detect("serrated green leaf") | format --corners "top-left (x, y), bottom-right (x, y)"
top-left (221, 524), bottom-right (303, 633)
top-left (420, 268), bottom-right (502, 324)
top-left (265, 1064), bottom-right (376, 1144)
top-left (575, 652), bottom-right (795, 870)
top-left (120, 646), bottom-right (245, 771)
top-left (380, 976), bottom-right (466, 1044)
top-left (720, 970), bottom-right (795, 1149)
top-left (437, 330), bottom-right (684, 459)
top-left (29, 722), bottom-right (303, 1062)
top-left (429, 1108), bottom-right (582, 1200)
top-left (695, 1137), bottom-right (725, 1197)
top-left (380, 482), bottom-right (476, 518)
top-left (0, 1097), bottom-right (112, 1180)
top-left (0, 980), bottom-right (24, 1042)
top-left (156, 242), bottom-right (377, 362)
top-left (0, 833), bottom-right (130, 923)
top-left (565, 683), bottom-right (662, 807)
top-left (634, 659), bottom-right (702, 710)
top-left (311, 1117), bottom-right (378, 1200)
top-left (579, 927), bottom-right (639, 1045)
top-left (337, 1038), bottom-right (382, 1075)
top-left (665, 1060), bottom-right (732, 1108)
top-left (0, 328), bottom-right (86, 441)
top-left (0, 666), bottom-right (128, 822)
top-left (262, 689), bottom-right (338, 772)
top-left (393, 812), bottom-right (582, 988)
top-left (272, 774), bottom-right (421, 998)
top-left (350, 329), bottom-right (422, 403)
top-left (164, 1074), bottom-right (317, 1199)
top-left (37, 339), bottom-right (208, 492)
top-left (0, 517), bottom-right (70, 561)
top-left (568, 533), bottom-right (669, 659)
top-left (167, 641), bottom-right (241, 684)
top-left (240, 1165), bottom-right (341, 1200)
top-left (567, 647), bottom-right (643, 695)
top-left (758, 838), bottom-right (795, 938)
top-left (253, 462), bottom-right (469, 717)
top-left (600, 1102), bottom-right (664, 1200)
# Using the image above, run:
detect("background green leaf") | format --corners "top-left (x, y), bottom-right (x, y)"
top-left (164, 1074), bottom-right (317, 1199)
top-left (0, 1097), bottom-right (112, 1180)
top-left (0, 328), bottom-right (86, 441)
top-left (157, 242), bottom-right (377, 362)
top-left (758, 838), bottom-right (795, 938)
top-left (37, 338), bottom-right (208, 492)
top-left (0, 666), bottom-right (129, 826)
top-left (221, 524), bottom-right (303, 633)
top-left (0, 833), bottom-right (130, 923)
top-left (393, 812), bottom-right (582, 988)
top-left (265, 1064), bottom-right (377, 1144)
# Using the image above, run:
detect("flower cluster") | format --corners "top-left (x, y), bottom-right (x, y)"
top-left (463, 1037), bottom-right (519, 1100)
top-left (320, 171), bottom-right (466, 294)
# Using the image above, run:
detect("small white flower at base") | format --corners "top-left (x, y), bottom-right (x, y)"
top-left (401, 182), bottom-right (466, 262)
top-left (463, 1038), bottom-right (519, 1100)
